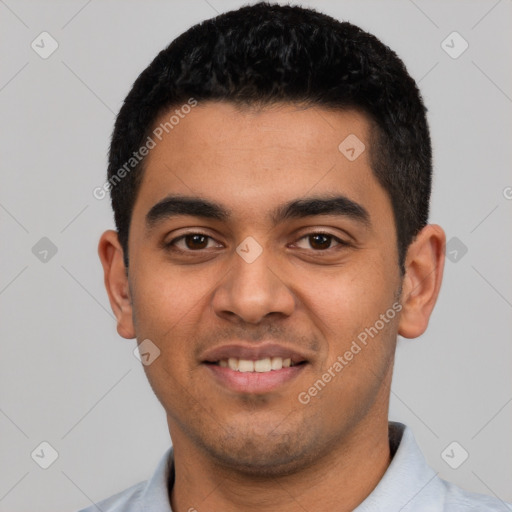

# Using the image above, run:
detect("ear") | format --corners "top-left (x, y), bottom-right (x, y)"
top-left (98, 230), bottom-right (136, 339)
top-left (398, 224), bottom-right (446, 339)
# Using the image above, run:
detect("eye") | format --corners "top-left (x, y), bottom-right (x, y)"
top-left (167, 233), bottom-right (222, 252)
top-left (165, 231), bottom-right (350, 254)
top-left (294, 232), bottom-right (348, 251)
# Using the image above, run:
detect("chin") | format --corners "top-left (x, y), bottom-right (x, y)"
top-left (211, 442), bottom-right (312, 477)
top-left (196, 422), bottom-right (324, 477)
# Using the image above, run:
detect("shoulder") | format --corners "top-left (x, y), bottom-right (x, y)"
top-left (74, 445), bottom-right (174, 512)
top-left (75, 480), bottom-right (146, 512)
top-left (441, 478), bottom-right (512, 511)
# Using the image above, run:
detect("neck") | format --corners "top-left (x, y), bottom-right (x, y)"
top-left (169, 411), bottom-right (392, 512)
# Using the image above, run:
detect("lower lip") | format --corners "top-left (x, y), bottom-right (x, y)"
top-left (204, 363), bottom-right (307, 393)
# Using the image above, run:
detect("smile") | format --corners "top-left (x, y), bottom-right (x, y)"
top-left (204, 359), bottom-right (307, 393)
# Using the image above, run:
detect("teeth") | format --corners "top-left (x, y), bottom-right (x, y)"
top-left (238, 359), bottom-right (254, 373)
top-left (218, 356), bottom-right (297, 372)
top-left (271, 357), bottom-right (283, 370)
top-left (254, 358), bottom-right (271, 372)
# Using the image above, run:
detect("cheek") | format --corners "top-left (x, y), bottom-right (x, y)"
top-left (299, 258), bottom-right (399, 367)
top-left (130, 265), bottom-right (211, 406)
top-left (299, 267), bottom-right (398, 427)
top-left (131, 262), bottom-right (212, 339)
top-left (308, 262), bottom-right (394, 324)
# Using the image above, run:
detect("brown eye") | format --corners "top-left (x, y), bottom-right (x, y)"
top-left (295, 232), bottom-right (347, 251)
top-left (308, 233), bottom-right (333, 250)
top-left (183, 234), bottom-right (209, 250)
top-left (167, 233), bottom-right (222, 252)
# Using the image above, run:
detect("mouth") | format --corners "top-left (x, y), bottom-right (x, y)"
top-left (204, 361), bottom-right (308, 394)
top-left (201, 343), bottom-right (310, 393)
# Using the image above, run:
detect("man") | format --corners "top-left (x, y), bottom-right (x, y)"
top-left (81, 3), bottom-right (510, 511)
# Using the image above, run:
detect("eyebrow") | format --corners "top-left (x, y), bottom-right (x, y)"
top-left (145, 194), bottom-right (370, 229)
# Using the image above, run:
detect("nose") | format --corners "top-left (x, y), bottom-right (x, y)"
top-left (211, 243), bottom-right (296, 324)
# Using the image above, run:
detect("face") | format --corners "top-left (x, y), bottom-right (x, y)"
top-left (104, 102), bottom-right (415, 475)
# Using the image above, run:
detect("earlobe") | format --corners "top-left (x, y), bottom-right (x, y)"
top-left (398, 224), bottom-right (446, 339)
top-left (98, 230), bottom-right (136, 339)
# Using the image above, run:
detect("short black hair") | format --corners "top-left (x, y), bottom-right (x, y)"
top-left (107, 2), bottom-right (432, 273)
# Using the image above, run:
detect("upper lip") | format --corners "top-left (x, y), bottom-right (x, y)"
top-left (201, 343), bottom-right (311, 365)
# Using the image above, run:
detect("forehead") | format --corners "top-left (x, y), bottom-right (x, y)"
top-left (132, 101), bottom-right (388, 227)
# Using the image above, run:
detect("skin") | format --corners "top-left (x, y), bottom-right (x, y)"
top-left (99, 102), bottom-right (445, 512)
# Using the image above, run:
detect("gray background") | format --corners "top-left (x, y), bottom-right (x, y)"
top-left (1, 0), bottom-right (511, 510)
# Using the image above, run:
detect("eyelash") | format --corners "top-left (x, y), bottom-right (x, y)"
top-left (165, 231), bottom-right (350, 254)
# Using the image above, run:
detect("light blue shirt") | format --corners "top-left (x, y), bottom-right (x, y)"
top-left (77, 422), bottom-right (511, 511)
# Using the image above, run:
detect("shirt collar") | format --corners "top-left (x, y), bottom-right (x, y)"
top-left (139, 421), bottom-right (443, 511)
top-left (354, 421), bottom-right (444, 511)
top-left (138, 444), bottom-right (174, 511)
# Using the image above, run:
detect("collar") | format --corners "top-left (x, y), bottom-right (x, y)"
top-left (354, 421), bottom-right (444, 511)
top-left (139, 421), bottom-right (444, 511)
